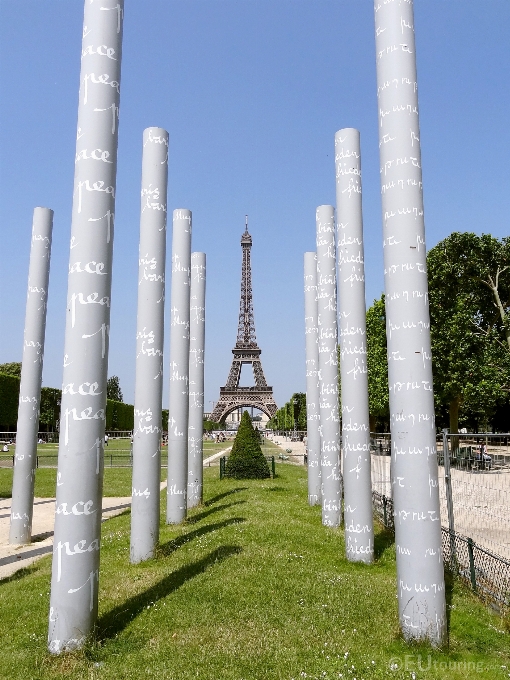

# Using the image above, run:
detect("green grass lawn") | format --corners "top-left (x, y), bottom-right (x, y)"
top-left (0, 438), bottom-right (249, 499)
top-left (0, 468), bottom-right (141, 499)
top-left (0, 464), bottom-right (508, 679)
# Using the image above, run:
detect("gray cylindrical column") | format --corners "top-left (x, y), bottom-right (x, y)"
top-left (130, 127), bottom-right (168, 564)
top-left (9, 207), bottom-right (53, 545)
top-left (303, 252), bottom-right (321, 506)
top-left (187, 252), bottom-right (206, 508)
top-left (374, 0), bottom-right (446, 644)
top-left (316, 206), bottom-right (341, 527)
top-left (48, 0), bottom-right (124, 654)
top-left (166, 209), bottom-right (192, 524)
top-left (335, 129), bottom-right (374, 563)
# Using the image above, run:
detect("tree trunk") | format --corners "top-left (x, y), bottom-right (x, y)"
top-left (490, 282), bottom-right (510, 352)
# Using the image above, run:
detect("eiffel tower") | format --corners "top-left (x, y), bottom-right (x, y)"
top-left (210, 217), bottom-right (278, 423)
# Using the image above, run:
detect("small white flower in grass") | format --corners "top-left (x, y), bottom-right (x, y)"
top-left (411, 673), bottom-right (416, 679)
top-left (344, 652), bottom-right (349, 658)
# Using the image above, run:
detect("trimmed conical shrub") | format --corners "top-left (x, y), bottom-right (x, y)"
top-left (224, 411), bottom-right (271, 479)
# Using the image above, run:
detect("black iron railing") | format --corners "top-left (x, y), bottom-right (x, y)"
top-left (372, 490), bottom-right (510, 612)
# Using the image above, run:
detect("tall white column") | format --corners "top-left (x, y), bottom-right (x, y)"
top-left (316, 206), bottom-right (341, 527)
top-left (374, 0), bottom-right (446, 643)
top-left (303, 252), bottom-right (321, 506)
top-left (48, 0), bottom-right (124, 654)
top-left (335, 128), bottom-right (374, 563)
top-left (187, 252), bottom-right (206, 508)
top-left (166, 209), bottom-right (192, 524)
top-left (10, 207), bottom-right (53, 545)
top-left (130, 127), bottom-right (168, 563)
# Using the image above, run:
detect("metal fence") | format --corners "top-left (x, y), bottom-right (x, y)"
top-left (371, 431), bottom-right (510, 612)
top-left (0, 431), bottom-right (135, 445)
top-left (373, 490), bottom-right (510, 612)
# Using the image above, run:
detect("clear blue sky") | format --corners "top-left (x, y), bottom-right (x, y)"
top-left (1, 0), bottom-right (509, 410)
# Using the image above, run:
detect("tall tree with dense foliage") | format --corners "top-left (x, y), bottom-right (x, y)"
top-left (268, 393), bottom-right (306, 431)
top-left (428, 233), bottom-right (510, 433)
top-left (107, 375), bottom-right (123, 403)
top-left (366, 295), bottom-right (389, 431)
top-left (0, 363), bottom-right (22, 377)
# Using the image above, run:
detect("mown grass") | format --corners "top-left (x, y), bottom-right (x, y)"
top-left (0, 467), bottom-right (141, 499)
top-left (0, 438), bottom-right (242, 499)
top-left (0, 465), bottom-right (508, 680)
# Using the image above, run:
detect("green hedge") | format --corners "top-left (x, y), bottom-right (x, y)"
top-left (0, 372), bottom-right (169, 434)
top-left (0, 373), bottom-right (20, 430)
top-left (105, 399), bottom-right (134, 431)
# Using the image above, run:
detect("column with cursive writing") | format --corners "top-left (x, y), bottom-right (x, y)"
top-left (374, 0), bottom-right (446, 643)
top-left (10, 208), bottom-right (53, 545)
top-left (335, 129), bottom-right (374, 563)
top-left (316, 206), bottom-right (342, 527)
top-left (187, 252), bottom-right (206, 508)
top-left (130, 127), bottom-right (168, 563)
top-left (303, 252), bottom-right (321, 506)
top-left (166, 210), bottom-right (192, 523)
top-left (48, 0), bottom-right (124, 653)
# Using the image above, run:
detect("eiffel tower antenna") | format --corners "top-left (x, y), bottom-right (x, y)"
top-left (210, 218), bottom-right (277, 423)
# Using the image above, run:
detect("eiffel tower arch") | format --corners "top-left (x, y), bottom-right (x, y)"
top-left (210, 218), bottom-right (278, 423)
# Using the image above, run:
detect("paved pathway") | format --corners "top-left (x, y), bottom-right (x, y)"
top-left (0, 495), bottom-right (131, 580)
top-left (0, 447), bottom-right (233, 580)
top-left (269, 435), bottom-right (306, 464)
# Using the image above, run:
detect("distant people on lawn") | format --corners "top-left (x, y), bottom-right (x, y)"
top-left (476, 443), bottom-right (492, 469)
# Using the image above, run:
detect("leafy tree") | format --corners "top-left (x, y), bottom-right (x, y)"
top-left (0, 362), bottom-right (22, 377)
top-left (366, 295), bottom-right (389, 431)
top-left (224, 410), bottom-right (270, 479)
top-left (39, 387), bottom-right (62, 431)
top-left (107, 375), bottom-right (123, 402)
top-left (203, 419), bottom-right (222, 433)
top-left (428, 233), bottom-right (510, 433)
top-left (268, 393), bottom-right (306, 431)
top-left (0, 373), bottom-right (20, 429)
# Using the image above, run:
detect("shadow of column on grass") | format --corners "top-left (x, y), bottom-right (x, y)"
top-left (158, 517), bottom-right (245, 557)
top-left (374, 526), bottom-right (395, 560)
top-left (204, 488), bottom-right (248, 507)
top-left (187, 501), bottom-right (246, 524)
top-left (443, 566), bottom-right (455, 636)
top-left (97, 545), bottom-right (243, 640)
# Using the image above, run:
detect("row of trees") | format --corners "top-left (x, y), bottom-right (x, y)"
top-left (267, 392), bottom-right (306, 431)
top-left (273, 233), bottom-right (509, 435)
top-left (367, 233), bottom-right (510, 433)
top-left (0, 365), bottom-right (171, 433)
